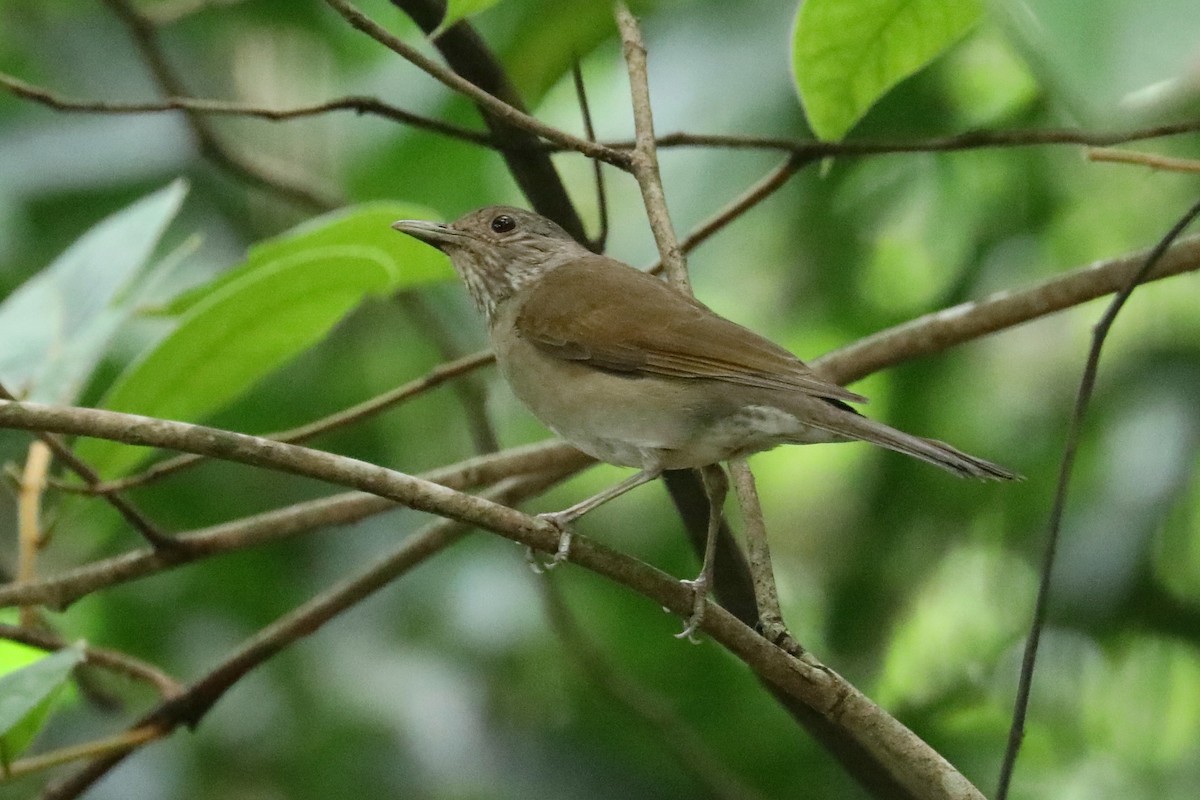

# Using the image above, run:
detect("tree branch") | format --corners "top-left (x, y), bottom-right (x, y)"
top-left (0, 399), bottom-right (982, 800)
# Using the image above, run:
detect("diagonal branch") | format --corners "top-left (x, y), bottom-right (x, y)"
top-left (614, 3), bottom-right (688, 289)
top-left (995, 195), bottom-right (1200, 799)
top-left (0, 402), bottom-right (984, 800)
top-left (323, 0), bottom-right (629, 170)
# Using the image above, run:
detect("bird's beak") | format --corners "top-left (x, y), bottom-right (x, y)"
top-left (392, 219), bottom-right (466, 252)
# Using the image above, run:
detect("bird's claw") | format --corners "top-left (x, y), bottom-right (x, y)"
top-left (526, 512), bottom-right (574, 573)
top-left (674, 575), bottom-right (710, 643)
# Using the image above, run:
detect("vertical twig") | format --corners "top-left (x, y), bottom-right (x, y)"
top-left (571, 60), bottom-right (609, 253)
top-left (614, 2), bottom-right (688, 290)
top-left (729, 459), bottom-right (801, 654)
top-left (996, 193), bottom-right (1200, 799)
top-left (16, 441), bottom-right (52, 628)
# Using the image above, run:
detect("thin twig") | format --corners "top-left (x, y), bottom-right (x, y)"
top-left (1, 383), bottom-right (175, 550)
top-left (41, 471), bottom-right (560, 799)
top-left (323, 0), bottom-right (630, 169)
top-left (995, 195), bottom-right (1200, 799)
top-left (614, 3), bottom-right (688, 289)
top-left (1, 441), bottom-right (592, 611)
top-left (0, 71), bottom-right (493, 146)
top-left (3, 726), bottom-right (165, 780)
top-left (1087, 146), bottom-right (1200, 174)
top-left (16, 441), bottom-right (52, 628)
top-left (649, 153), bottom-right (810, 275)
top-left (611, 121), bottom-right (1200, 155)
top-left (59, 350), bottom-right (495, 495)
top-left (0, 624), bottom-right (182, 698)
top-left (728, 459), bottom-right (800, 654)
top-left (571, 60), bottom-right (609, 253)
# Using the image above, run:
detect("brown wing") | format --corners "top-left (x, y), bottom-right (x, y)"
top-left (513, 256), bottom-right (866, 404)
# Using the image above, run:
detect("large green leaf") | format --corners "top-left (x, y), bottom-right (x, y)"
top-left (0, 180), bottom-right (188, 402)
top-left (75, 202), bottom-right (451, 478)
top-left (791, 0), bottom-right (984, 141)
top-left (0, 642), bottom-right (85, 766)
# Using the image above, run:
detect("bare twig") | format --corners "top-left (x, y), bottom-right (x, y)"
top-left (3, 726), bottom-right (165, 780)
top-left (1087, 147), bottom-right (1200, 174)
top-left (0, 71), bottom-right (493, 146)
top-left (614, 3), bottom-right (688, 289)
top-left (2, 442), bottom-right (592, 611)
top-left (650, 153), bottom-right (810, 275)
top-left (0, 624), bottom-right (182, 698)
top-left (1, 383), bottom-right (175, 550)
top-left (729, 459), bottom-right (800, 654)
top-left (323, 0), bottom-right (630, 169)
top-left (614, 121), bottom-right (1200, 155)
top-left (40, 471), bottom-right (557, 799)
top-left (995, 195), bottom-right (1200, 799)
top-left (16, 441), bottom-right (52, 627)
top-left (61, 350), bottom-right (495, 495)
top-left (571, 60), bottom-right (609, 253)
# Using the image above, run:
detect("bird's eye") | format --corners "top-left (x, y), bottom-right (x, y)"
top-left (490, 214), bottom-right (516, 234)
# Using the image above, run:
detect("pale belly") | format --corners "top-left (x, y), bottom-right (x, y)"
top-left (492, 321), bottom-right (839, 470)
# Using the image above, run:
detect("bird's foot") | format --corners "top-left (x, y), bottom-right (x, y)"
top-left (526, 512), bottom-right (574, 573)
top-left (674, 574), bottom-right (710, 643)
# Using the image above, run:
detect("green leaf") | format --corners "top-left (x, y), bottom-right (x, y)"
top-left (431, 0), bottom-right (501, 39)
top-left (791, 0), bottom-right (984, 141)
top-left (0, 642), bottom-right (85, 764)
top-left (74, 202), bottom-right (450, 479)
top-left (0, 180), bottom-right (188, 403)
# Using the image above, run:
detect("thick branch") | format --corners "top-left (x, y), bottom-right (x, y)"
top-left (0, 400), bottom-right (981, 800)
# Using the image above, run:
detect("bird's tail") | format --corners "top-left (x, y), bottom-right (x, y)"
top-left (797, 400), bottom-right (1020, 481)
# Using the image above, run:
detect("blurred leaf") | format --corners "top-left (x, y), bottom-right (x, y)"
top-left (0, 180), bottom-right (187, 403)
top-left (792, 0), bottom-right (983, 140)
top-left (0, 642), bottom-right (85, 765)
top-left (75, 202), bottom-right (450, 478)
top-left (431, 0), bottom-right (501, 39)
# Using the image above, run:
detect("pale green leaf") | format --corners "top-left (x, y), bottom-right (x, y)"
top-left (792, 0), bottom-right (984, 141)
top-left (74, 202), bottom-right (450, 478)
top-left (0, 642), bottom-right (85, 764)
top-left (0, 180), bottom-right (188, 402)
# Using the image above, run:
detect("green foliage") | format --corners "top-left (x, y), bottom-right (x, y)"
top-left (76, 202), bottom-right (451, 478)
top-left (0, 642), bottom-right (84, 766)
top-left (0, 181), bottom-right (187, 403)
top-left (791, 0), bottom-right (983, 140)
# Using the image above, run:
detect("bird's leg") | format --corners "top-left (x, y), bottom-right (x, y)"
top-left (528, 467), bottom-right (662, 571)
top-left (676, 463), bottom-right (728, 641)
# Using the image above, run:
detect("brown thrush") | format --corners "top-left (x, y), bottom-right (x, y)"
top-left (394, 206), bottom-right (1016, 635)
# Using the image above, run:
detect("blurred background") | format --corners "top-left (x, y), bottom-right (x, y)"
top-left (1, 0), bottom-right (1199, 797)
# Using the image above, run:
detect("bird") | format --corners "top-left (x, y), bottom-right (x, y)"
top-left (393, 206), bottom-right (1017, 636)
